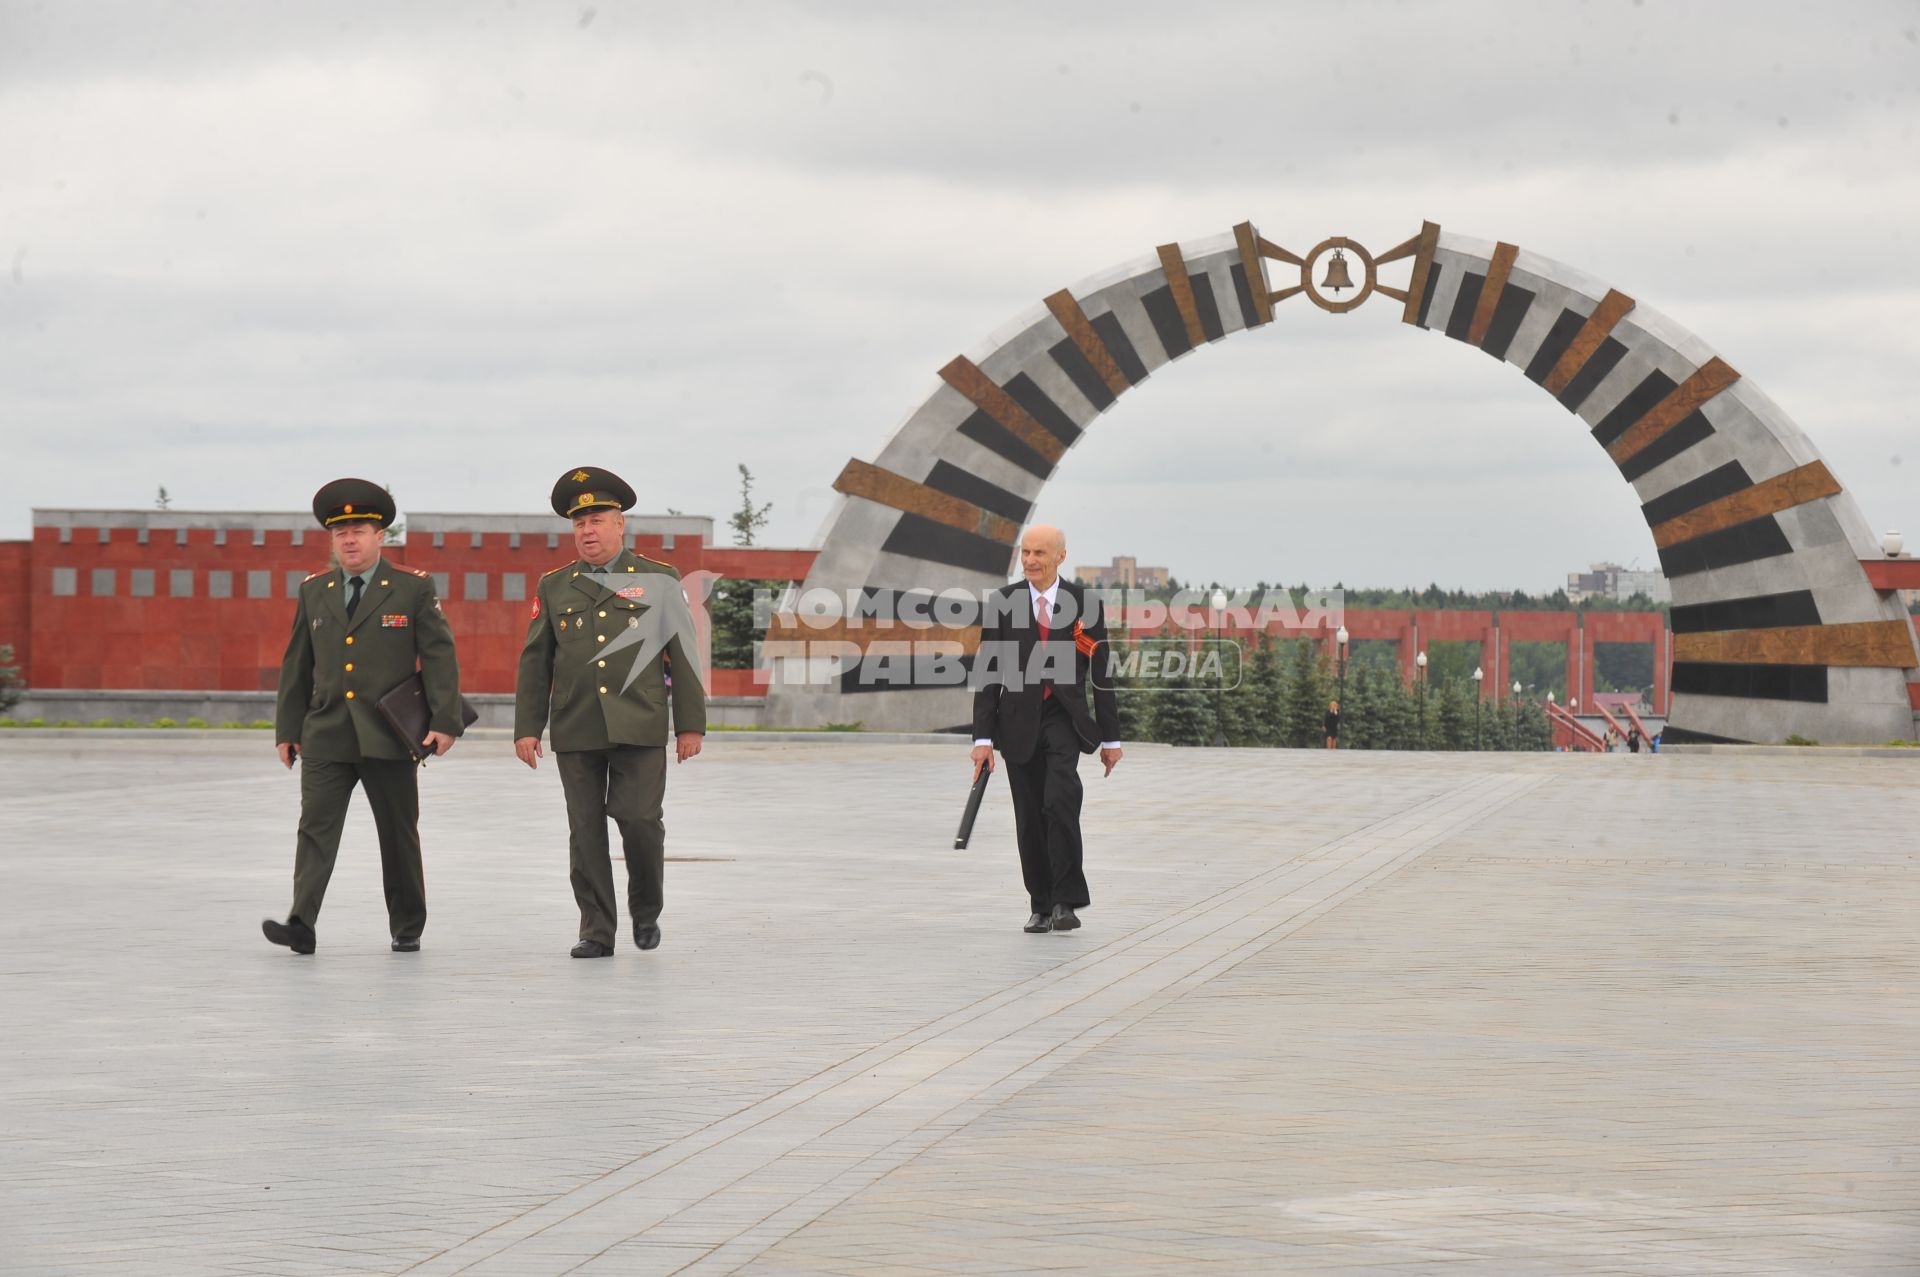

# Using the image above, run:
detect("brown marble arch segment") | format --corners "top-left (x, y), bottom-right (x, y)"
top-left (831, 459), bottom-right (1020, 545)
top-left (1543, 289), bottom-right (1636, 396)
top-left (1465, 242), bottom-right (1520, 346)
top-left (937, 356), bottom-right (1068, 465)
top-left (1042, 290), bottom-right (1131, 397)
top-left (1606, 357), bottom-right (1741, 464)
top-left (764, 616), bottom-right (982, 655)
top-left (1672, 620), bottom-right (1917, 669)
top-left (1232, 222), bottom-right (1274, 324)
top-left (1651, 460), bottom-right (1842, 548)
top-left (1397, 221), bottom-right (1441, 324)
top-left (1155, 243), bottom-right (1208, 349)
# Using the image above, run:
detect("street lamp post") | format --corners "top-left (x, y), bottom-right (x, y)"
top-left (1335, 625), bottom-right (1349, 731)
top-left (1472, 665), bottom-right (1483, 750)
top-left (1414, 649), bottom-right (1428, 749)
top-left (1210, 588), bottom-right (1228, 747)
top-left (1511, 679), bottom-right (1522, 750)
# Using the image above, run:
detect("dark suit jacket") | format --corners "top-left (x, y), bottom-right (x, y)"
top-left (275, 560), bottom-right (464, 762)
top-left (971, 579), bottom-right (1121, 765)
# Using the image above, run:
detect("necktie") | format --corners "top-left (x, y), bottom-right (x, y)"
top-left (345, 575), bottom-right (364, 620)
top-left (1036, 595), bottom-right (1052, 700)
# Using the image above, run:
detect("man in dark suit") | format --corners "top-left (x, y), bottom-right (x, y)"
top-left (263, 478), bottom-right (464, 956)
top-left (971, 524), bottom-right (1123, 934)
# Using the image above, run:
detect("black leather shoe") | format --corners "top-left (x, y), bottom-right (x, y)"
top-left (634, 923), bottom-right (661, 951)
top-left (262, 917), bottom-right (316, 954)
top-left (1050, 905), bottom-right (1081, 932)
top-left (391, 937), bottom-right (420, 953)
top-left (571, 939), bottom-right (614, 959)
top-left (1023, 913), bottom-right (1052, 933)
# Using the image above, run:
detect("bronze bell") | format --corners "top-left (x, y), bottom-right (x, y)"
top-left (1321, 248), bottom-right (1354, 293)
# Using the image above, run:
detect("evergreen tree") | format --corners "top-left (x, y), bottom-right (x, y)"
top-left (1107, 637), bottom-right (1149, 742)
top-left (709, 578), bottom-right (781, 669)
top-left (1283, 645), bottom-right (1332, 748)
top-left (728, 464), bottom-right (772, 546)
top-left (1434, 682), bottom-right (1472, 750)
top-left (1237, 636), bottom-right (1285, 746)
top-left (0, 644), bottom-right (21, 714)
top-left (1149, 681), bottom-right (1214, 746)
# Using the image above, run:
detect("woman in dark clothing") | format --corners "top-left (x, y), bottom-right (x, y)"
top-left (1324, 699), bottom-right (1340, 750)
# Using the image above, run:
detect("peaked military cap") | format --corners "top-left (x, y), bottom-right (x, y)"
top-left (551, 466), bottom-right (637, 518)
top-left (311, 477), bottom-right (396, 528)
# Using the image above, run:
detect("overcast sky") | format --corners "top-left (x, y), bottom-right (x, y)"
top-left (3, 1), bottom-right (1916, 591)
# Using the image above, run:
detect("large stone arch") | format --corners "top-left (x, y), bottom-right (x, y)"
top-left (765, 221), bottom-right (1920, 744)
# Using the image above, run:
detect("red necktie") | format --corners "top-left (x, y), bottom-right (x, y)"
top-left (1036, 595), bottom-right (1052, 699)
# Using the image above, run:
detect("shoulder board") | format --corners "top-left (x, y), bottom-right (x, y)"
top-left (302, 570), bottom-right (328, 582)
top-left (400, 564), bottom-right (429, 578)
top-left (540, 561), bottom-right (577, 580)
top-left (634, 553), bottom-right (678, 573)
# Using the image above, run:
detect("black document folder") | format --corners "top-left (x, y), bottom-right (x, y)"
top-left (953, 762), bottom-right (992, 850)
top-left (376, 673), bottom-right (480, 764)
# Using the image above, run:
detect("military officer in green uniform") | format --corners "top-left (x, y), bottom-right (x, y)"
top-left (262, 479), bottom-right (464, 956)
top-left (514, 467), bottom-right (707, 959)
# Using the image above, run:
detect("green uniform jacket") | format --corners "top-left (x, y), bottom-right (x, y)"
top-left (275, 563), bottom-right (464, 762)
top-left (514, 548), bottom-right (708, 751)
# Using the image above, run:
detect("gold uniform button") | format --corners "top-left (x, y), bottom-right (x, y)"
top-left (597, 634), bottom-right (606, 643)
top-left (344, 662), bottom-right (354, 672)
top-left (597, 659), bottom-right (606, 668)
top-left (598, 610), bottom-right (607, 618)
top-left (345, 636), bottom-right (354, 646)
top-left (599, 686), bottom-right (608, 694)
top-left (345, 690), bottom-right (355, 700)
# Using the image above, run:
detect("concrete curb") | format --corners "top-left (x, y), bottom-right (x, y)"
top-left (0, 727), bottom-right (973, 746)
top-left (1662, 743), bottom-right (1920, 758)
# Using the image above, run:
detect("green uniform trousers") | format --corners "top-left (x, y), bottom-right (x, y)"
top-left (290, 757), bottom-right (427, 942)
top-left (555, 744), bottom-right (666, 947)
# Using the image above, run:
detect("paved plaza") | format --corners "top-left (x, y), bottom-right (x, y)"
top-left (2, 734), bottom-right (1917, 1275)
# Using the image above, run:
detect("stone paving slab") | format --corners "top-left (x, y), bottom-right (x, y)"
top-left (1, 738), bottom-right (1916, 1275)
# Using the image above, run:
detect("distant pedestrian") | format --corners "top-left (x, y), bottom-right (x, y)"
top-left (1628, 729), bottom-right (1642, 754)
top-left (1324, 699), bottom-right (1340, 750)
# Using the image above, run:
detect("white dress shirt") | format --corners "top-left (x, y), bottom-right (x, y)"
top-left (976, 579), bottom-right (1121, 750)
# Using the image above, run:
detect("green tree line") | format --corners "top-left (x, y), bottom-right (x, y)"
top-left (1107, 636), bottom-right (1558, 751)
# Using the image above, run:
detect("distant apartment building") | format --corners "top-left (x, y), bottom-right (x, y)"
top-left (1567, 561), bottom-right (1671, 605)
top-left (1075, 555), bottom-right (1170, 590)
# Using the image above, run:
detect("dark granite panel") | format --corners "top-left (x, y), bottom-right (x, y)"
top-left (1655, 514), bottom-right (1794, 578)
top-left (922, 461), bottom-right (1033, 523)
top-left (1229, 262), bottom-right (1262, 328)
top-left (1002, 374), bottom-right (1081, 446)
top-left (1670, 590), bottom-right (1823, 634)
top-left (957, 409), bottom-right (1053, 480)
top-left (1657, 723), bottom-right (1752, 744)
top-left (880, 511), bottom-right (1016, 576)
top-left (1047, 339), bottom-right (1117, 413)
top-left (1481, 283), bottom-right (1537, 361)
top-left (1619, 410), bottom-right (1715, 483)
top-left (1592, 370), bottom-right (1679, 448)
top-left (1670, 661), bottom-right (1828, 703)
top-left (1189, 272), bottom-right (1225, 342)
top-left (1140, 285), bottom-right (1193, 359)
top-left (1556, 336), bottom-right (1627, 411)
top-left (1444, 272), bottom-right (1485, 342)
top-left (1416, 262), bottom-right (1442, 327)
top-left (1639, 460), bottom-right (1753, 527)
top-left (1524, 308), bottom-right (1585, 385)
top-left (1089, 312), bottom-right (1149, 384)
